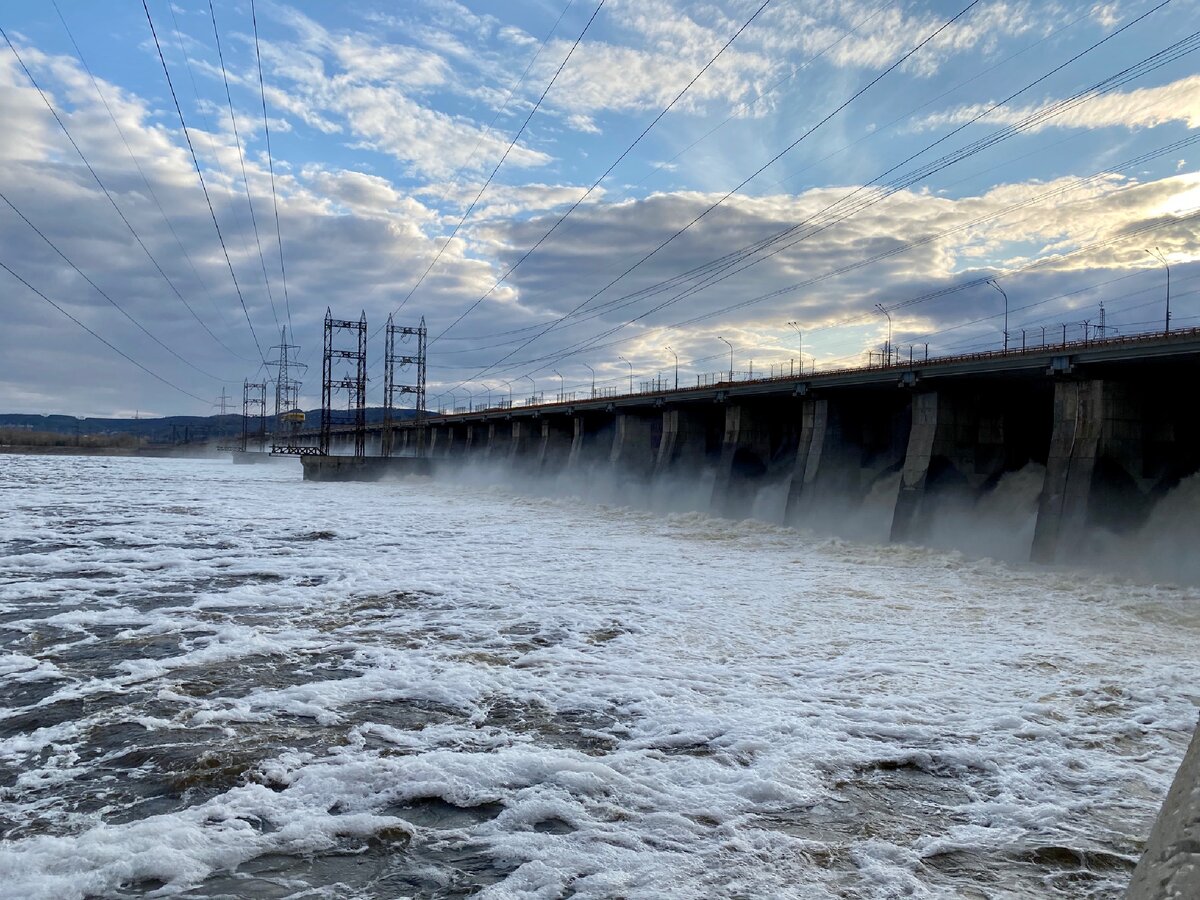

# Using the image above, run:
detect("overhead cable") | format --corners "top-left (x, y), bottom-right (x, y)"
top-left (0, 259), bottom-right (210, 403)
top-left (209, 0), bottom-right (280, 333)
top-left (141, 0), bottom-right (267, 364)
top-left (0, 23), bottom-right (247, 361)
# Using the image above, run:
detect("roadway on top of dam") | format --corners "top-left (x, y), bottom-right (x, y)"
top-left (288, 327), bottom-right (1200, 445)
top-left (418, 326), bottom-right (1200, 427)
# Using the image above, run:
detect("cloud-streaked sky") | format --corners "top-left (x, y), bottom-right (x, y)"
top-left (1, 0), bottom-right (1197, 416)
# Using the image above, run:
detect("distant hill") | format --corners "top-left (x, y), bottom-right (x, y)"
top-left (0, 408), bottom-right (421, 444)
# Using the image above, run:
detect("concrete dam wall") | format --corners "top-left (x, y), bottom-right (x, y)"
top-left (388, 364), bottom-right (1200, 569)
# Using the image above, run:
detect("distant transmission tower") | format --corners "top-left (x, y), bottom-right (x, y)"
top-left (320, 309), bottom-right (367, 457)
top-left (267, 326), bottom-right (307, 431)
top-left (212, 387), bottom-right (233, 442)
top-left (241, 380), bottom-right (267, 452)
top-left (383, 314), bottom-right (427, 457)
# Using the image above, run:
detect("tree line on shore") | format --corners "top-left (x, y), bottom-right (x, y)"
top-left (0, 427), bottom-right (141, 449)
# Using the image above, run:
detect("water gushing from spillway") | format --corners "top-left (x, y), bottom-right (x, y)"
top-left (1, 455), bottom-right (1197, 898)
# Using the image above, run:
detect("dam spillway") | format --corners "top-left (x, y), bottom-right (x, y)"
top-left (303, 329), bottom-right (1200, 566)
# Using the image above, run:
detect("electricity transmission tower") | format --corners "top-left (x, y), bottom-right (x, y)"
top-left (320, 309), bottom-right (367, 457)
top-left (241, 380), bottom-right (267, 452)
top-left (267, 326), bottom-right (307, 428)
top-left (212, 387), bottom-right (233, 443)
top-left (383, 314), bottom-right (427, 457)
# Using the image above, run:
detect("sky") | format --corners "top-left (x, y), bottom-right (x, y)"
top-left (0, 0), bottom-right (1197, 417)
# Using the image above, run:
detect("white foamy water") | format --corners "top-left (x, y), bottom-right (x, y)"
top-left (0, 454), bottom-right (1197, 899)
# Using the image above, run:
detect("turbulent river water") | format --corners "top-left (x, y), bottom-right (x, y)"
top-left (0, 454), bottom-right (1197, 899)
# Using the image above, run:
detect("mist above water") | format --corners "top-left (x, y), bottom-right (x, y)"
top-left (439, 455), bottom-right (1200, 585)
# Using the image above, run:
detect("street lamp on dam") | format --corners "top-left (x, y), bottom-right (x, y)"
top-left (989, 279), bottom-right (1008, 352)
top-left (874, 304), bottom-right (892, 366)
top-left (786, 321), bottom-right (801, 370)
top-left (718, 337), bottom-right (733, 382)
top-left (1145, 247), bottom-right (1170, 334)
top-left (617, 356), bottom-right (633, 394)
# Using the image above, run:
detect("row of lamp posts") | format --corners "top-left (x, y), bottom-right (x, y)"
top-left (436, 253), bottom-right (1173, 408)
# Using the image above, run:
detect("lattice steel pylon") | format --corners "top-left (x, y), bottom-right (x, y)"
top-left (241, 380), bottom-right (267, 452)
top-left (383, 314), bottom-right (427, 457)
top-left (267, 326), bottom-right (306, 431)
top-left (320, 309), bottom-right (367, 457)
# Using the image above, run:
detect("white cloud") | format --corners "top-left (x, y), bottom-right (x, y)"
top-left (916, 75), bottom-right (1200, 133)
top-left (245, 5), bottom-right (551, 179)
top-left (3, 6), bottom-right (1199, 413)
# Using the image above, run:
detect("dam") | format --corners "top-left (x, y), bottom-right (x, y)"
top-left (302, 328), bottom-right (1200, 565)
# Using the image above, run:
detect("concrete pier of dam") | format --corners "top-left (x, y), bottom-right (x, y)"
top-left (299, 330), bottom-right (1200, 564)
top-left (1127, 718), bottom-right (1200, 900)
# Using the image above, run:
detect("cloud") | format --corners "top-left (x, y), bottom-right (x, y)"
top-left (915, 75), bottom-right (1200, 133)
top-left (2, 5), bottom-right (1198, 414)
top-left (757, 0), bottom-right (1038, 78)
top-left (224, 5), bottom-right (552, 179)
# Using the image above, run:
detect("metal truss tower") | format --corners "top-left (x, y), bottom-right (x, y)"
top-left (267, 326), bottom-right (307, 428)
top-left (241, 380), bottom-right (267, 452)
top-left (320, 309), bottom-right (367, 457)
top-left (383, 314), bottom-right (427, 457)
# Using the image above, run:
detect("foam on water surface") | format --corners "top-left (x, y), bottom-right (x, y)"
top-left (0, 454), bottom-right (1197, 899)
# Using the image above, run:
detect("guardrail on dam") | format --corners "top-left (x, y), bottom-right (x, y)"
top-left (301, 329), bottom-right (1200, 565)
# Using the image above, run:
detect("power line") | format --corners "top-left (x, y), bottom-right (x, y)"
top-left (0, 23), bottom-right (247, 361)
top-left (141, 0), bottom-right (267, 365)
top-left (380, 0), bottom-right (608, 325)
top-left (0, 191), bottom-right (226, 382)
top-left (766, 205), bottom-right (1200, 371)
top-left (433, 172), bottom-right (1198, 386)
top-left (429, 0), bottom-right (777, 346)
top-left (209, 0), bottom-right (280, 333)
top-left (251, 0), bottom-right (291, 339)
top-left (48, 0), bottom-right (239, 340)
top-left (0, 258), bottom-right (209, 404)
top-left (427, 0), bottom-right (578, 222)
top-left (447, 0), bottom-right (986, 387)
top-left (504, 18), bottom-right (1195, 377)
top-left (422, 0), bottom-right (889, 352)
top-left (458, 5), bottom-right (1100, 359)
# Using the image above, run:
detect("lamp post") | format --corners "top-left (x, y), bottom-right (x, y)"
top-left (874, 304), bottom-right (892, 366)
top-left (786, 321), bottom-right (801, 370)
top-left (554, 370), bottom-right (564, 402)
top-left (521, 374), bottom-right (535, 404)
top-left (464, 387), bottom-right (473, 413)
top-left (718, 336), bottom-right (733, 381)
top-left (989, 279), bottom-right (1008, 352)
top-left (482, 383), bottom-right (492, 409)
top-left (1146, 247), bottom-right (1170, 334)
top-left (664, 346), bottom-right (678, 390)
top-left (582, 363), bottom-right (595, 398)
top-left (502, 379), bottom-right (513, 408)
top-left (617, 356), bottom-right (633, 394)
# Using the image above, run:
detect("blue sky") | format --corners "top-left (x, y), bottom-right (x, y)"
top-left (1, 0), bottom-right (1197, 415)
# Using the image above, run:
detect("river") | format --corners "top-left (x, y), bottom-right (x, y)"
top-left (0, 454), bottom-right (1197, 898)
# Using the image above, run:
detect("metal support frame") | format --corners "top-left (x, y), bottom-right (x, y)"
top-left (320, 308), bottom-right (368, 457)
top-left (241, 380), bottom-right (267, 452)
top-left (383, 314), bottom-right (427, 457)
top-left (267, 326), bottom-right (306, 427)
